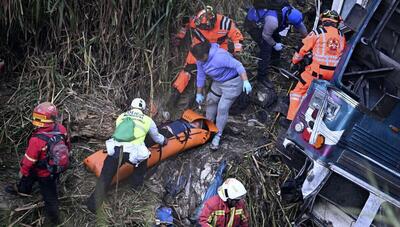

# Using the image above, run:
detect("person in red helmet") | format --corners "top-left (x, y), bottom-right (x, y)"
top-left (5, 102), bottom-right (71, 225)
top-left (169, 6), bottom-right (244, 109)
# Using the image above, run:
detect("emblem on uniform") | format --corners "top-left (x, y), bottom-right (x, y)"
top-left (327, 38), bottom-right (339, 52)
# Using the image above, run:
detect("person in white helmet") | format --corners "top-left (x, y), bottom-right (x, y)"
top-left (86, 98), bottom-right (167, 213)
top-left (199, 178), bottom-right (249, 226)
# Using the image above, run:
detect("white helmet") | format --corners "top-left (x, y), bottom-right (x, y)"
top-left (217, 178), bottom-right (247, 202)
top-left (131, 98), bottom-right (146, 110)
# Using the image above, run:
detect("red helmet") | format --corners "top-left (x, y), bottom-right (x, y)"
top-left (194, 6), bottom-right (216, 30)
top-left (32, 102), bottom-right (58, 127)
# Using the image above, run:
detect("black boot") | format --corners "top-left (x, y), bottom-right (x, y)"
top-left (5, 184), bottom-right (31, 197)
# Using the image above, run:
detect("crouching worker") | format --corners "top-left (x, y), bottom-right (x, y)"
top-left (5, 102), bottom-right (71, 225)
top-left (287, 10), bottom-right (345, 121)
top-left (192, 41), bottom-right (252, 150)
top-left (199, 178), bottom-right (249, 227)
top-left (86, 98), bottom-right (167, 213)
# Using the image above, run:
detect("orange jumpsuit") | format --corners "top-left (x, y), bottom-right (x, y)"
top-left (287, 25), bottom-right (346, 120)
top-left (173, 14), bottom-right (244, 93)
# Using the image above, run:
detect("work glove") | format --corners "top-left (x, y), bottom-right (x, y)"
top-left (242, 80), bottom-right (252, 95)
top-left (196, 93), bottom-right (204, 104)
top-left (273, 43), bottom-right (284, 51)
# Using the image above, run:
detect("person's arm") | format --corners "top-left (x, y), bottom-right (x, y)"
top-left (196, 62), bottom-right (206, 89)
top-left (198, 201), bottom-right (215, 227)
top-left (148, 120), bottom-right (166, 145)
top-left (294, 22), bottom-right (308, 38)
top-left (262, 16), bottom-right (279, 46)
top-left (227, 21), bottom-right (244, 53)
top-left (292, 31), bottom-right (317, 64)
top-left (20, 138), bottom-right (40, 176)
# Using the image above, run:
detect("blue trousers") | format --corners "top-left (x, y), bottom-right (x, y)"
top-left (257, 33), bottom-right (281, 80)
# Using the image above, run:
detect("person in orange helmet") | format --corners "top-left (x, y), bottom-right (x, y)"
top-left (286, 10), bottom-right (346, 122)
top-left (170, 6), bottom-right (244, 107)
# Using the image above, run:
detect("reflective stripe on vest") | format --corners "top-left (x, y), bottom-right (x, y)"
top-left (227, 207), bottom-right (236, 227)
top-left (312, 26), bottom-right (344, 67)
top-left (119, 110), bottom-right (151, 144)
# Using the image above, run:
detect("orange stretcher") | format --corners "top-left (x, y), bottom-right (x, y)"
top-left (84, 109), bottom-right (218, 184)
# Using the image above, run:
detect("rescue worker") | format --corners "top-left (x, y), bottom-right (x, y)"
top-left (192, 41), bottom-right (252, 150)
top-left (287, 10), bottom-right (345, 121)
top-left (171, 6), bottom-right (244, 105)
top-left (5, 102), bottom-right (71, 225)
top-left (246, 4), bottom-right (307, 87)
top-left (86, 98), bottom-right (168, 213)
top-left (198, 178), bottom-right (249, 227)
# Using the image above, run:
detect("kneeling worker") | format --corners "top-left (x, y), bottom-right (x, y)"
top-left (86, 98), bottom-right (167, 213)
top-left (199, 178), bottom-right (249, 226)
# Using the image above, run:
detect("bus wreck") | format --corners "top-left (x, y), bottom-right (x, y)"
top-left (279, 0), bottom-right (400, 226)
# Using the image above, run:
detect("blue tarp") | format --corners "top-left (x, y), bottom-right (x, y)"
top-left (192, 160), bottom-right (227, 221)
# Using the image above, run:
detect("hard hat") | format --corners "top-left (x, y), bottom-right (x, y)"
top-left (320, 9), bottom-right (341, 23)
top-left (131, 98), bottom-right (146, 110)
top-left (285, 7), bottom-right (303, 26)
top-left (32, 102), bottom-right (58, 128)
top-left (194, 5), bottom-right (216, 30)
top-left (217, 178), bottom-right (247, 202)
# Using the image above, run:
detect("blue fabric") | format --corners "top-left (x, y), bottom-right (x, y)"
top-left (168, 120), bottom-right (192, 136)
top-left (193, 160), bottom-right (227, 221)
top-left (265, 6), bottom-right (303, 31)
top-left (246, 7), bottom-right (268, 23)
top-left (196, 44), bottom-right (246, 88)
top-left (265, 9), bottom-right (287, 32)
top-left (286, 7), bottom-right (303, 27)
top-left (156, 206), bottom-right (173, 224)
top-left (257, 34), bottom-right (281, 78)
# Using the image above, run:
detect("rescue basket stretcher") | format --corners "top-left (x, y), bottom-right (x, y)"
top-left (84, 109), bottom-right (218, 184)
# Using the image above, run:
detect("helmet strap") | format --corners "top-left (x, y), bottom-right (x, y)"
top-left (224, 188), bottom-right (229, 199)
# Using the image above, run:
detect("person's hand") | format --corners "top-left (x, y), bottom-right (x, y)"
top-left (18, 172), bottom-right (23, 179)
top-left (273, 43), bottom-right (284, 51)
top-left (242, 80), bottom-right (252, 94)
top-left (196, 93), bottom-right (204, 104)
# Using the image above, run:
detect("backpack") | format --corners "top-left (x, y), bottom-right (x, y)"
top-left (112, 117), bottom-right (136, 142)
top-left (34, 125), bottom-right (70, 174)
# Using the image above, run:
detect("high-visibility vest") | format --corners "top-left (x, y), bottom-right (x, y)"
top-left (116, 109), bottom-right (152, 145)
top-left (292, 25), bottom-right (346, 68)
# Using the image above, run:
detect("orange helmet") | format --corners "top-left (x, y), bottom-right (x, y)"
top-left (32, 102), bottom-right (58, 127)
top-left (194, 6), bottom-right (216, 30)
top-left (320, 10), bottom-right (341, 23)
